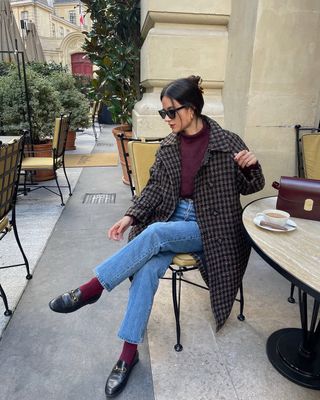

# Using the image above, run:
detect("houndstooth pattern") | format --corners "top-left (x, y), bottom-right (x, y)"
top-left (126, 116), bottom-right (265, 331)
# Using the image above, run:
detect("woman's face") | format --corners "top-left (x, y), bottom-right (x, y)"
top-left (160, 96), bottom-right (194, 134)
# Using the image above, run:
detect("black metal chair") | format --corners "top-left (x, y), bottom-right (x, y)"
top-left (0, 136), bottom-right (32, 316)
top-left (121, 135), bottom-right (245, 351)
top-left (77, 101), bottom-right (102, 142)
top-left (21, 114), bottom-right (72, 206)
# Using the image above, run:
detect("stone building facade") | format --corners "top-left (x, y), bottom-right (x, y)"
top-left (10, 0), bottom-right (91, 72)
top-left (135, 0), bottom-right (320, 198)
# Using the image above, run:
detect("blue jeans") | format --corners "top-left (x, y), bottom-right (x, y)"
top-left (95, 199), bottom-right (203, 344)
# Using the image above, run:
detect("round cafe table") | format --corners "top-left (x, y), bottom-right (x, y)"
top-left (242, 196), bottom-right (320, 390)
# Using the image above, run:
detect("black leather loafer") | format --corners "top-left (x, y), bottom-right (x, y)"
top-left (49, 288), bottom-right (101, 313)
top-left (105, 351), bottom-right (139, 398)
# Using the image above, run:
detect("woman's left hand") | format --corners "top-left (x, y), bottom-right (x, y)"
top-left (234, 150), bottom-right (258, 168)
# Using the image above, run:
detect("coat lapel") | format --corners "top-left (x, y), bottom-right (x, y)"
top-left (202, 116), bottom-right (231, 166)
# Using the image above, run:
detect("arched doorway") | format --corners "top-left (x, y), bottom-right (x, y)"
top-left (71, 53), bottom-right (93, 77)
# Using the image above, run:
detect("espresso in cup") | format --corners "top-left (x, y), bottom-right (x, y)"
top-left (257, 209), bottom-right (290, 227)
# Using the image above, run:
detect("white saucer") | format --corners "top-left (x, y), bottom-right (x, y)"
top-left (253, 215), bottom-right (297, 232)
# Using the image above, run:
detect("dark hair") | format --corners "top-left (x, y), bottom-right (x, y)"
top-left (160, 75), bottom-right (204, 116)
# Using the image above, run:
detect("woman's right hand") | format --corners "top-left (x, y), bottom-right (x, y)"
top-left (108, 215), bottom-right (133, 241)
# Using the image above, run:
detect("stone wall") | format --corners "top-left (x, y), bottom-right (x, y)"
top-left (223, 0), bottom-right (320, 199)
top-left (134, 0), bottom-right (231, 138)
top-left (137, 0), bottom-right (320, 202)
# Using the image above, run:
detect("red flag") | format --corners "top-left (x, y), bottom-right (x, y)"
top-left (79, 3), bottom-right (84, 26)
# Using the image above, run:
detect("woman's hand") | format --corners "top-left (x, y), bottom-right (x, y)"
top-left (234, 150), bottom-right (258, 168)
top-left (108, 215), bottom-right (133, 241)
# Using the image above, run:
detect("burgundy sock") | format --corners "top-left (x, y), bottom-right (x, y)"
top-left (79, 277), bottom-right (104, 301)
top-left (119, 341), bottom-right (138, 366)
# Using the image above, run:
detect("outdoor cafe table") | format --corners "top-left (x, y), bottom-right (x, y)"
top-left (242, 196), bottom-right (320, 390)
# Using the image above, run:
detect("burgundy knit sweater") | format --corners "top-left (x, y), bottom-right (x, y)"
top-left (179, 121), bottom-right (210, 198)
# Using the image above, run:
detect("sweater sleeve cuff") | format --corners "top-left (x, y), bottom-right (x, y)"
top-left (241, 162), bottom-right (260, 178)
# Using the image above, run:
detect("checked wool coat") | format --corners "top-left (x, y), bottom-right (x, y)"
top-left (126, 116), bottom-right (265, 331)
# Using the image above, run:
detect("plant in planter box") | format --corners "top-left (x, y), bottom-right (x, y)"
top-left (0, 65), bottom-right (61, 143)
top-left (0, 65), bottom-right (62, 180)
top-left (48, 71), bottom-right (90, 149)
top-left (82, 0), bottom-right (142, 183)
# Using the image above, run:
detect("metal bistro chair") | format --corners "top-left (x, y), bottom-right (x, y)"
top-left (0, 136), bottom-right (32, 316)
top-left (122, 136), bottom-right (245, 351)
top-left (91, 100), bottom-right (103, 141)
top-left (21, 114), bottom-right (72, 206)
top-left (78, 100), bottom-right (102, 142)
top-left (288, 123), bottom-right (320, 303)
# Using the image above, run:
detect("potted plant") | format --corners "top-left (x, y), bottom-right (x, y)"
top-left (0, 64), bottom-right (61, 142)
top-left (48, 71), bottom-right (90, 150)
top-left (0, 65), bottom-right (62, 180)
top-left (28, 62), bottom-right (91, 150)
top-left (82, 0), bottom-right (142, 184)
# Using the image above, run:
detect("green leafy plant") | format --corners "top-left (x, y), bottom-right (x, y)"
top-left (82, 0), bottom-right (142, 126)
top-left (73, 74), bottom-right (92, 98)
top-left (0, 65), bottom-right (61, 143)
top-left (0, 62), bottom-right (13, 77)
top-left (48, 72), bottom-right (90, 131)
top-left (28, 61), bottom-right (69, 76)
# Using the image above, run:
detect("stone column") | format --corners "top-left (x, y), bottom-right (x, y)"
top-left (223, 0), bottom-right (320, 197)
top-left (133, 0), bottom-right (231, 138)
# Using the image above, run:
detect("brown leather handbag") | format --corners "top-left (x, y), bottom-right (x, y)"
top-left (272, 176), bottom-right (320, 221)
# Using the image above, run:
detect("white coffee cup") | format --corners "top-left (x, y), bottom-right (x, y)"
top-left (256, 209), bottom-right (290, 227)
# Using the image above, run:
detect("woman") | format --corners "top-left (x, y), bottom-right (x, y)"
top-left (49, 76), bottom-right (265, 397)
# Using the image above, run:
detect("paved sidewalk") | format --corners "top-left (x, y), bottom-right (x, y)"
top-left (0, 131), bottom-right (96, 335)
top-left (0, 125), bottom-right (319, 400)
top-left (0, 125), bottom-right (154, 399)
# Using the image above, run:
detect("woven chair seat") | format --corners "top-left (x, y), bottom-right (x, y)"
top-left (172, 253), bottom-right (197, 266)
top-left (21, 157), bottom-right (54, 170)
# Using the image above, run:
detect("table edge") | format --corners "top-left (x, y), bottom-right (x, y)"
top-left (242, 196), bottom-right (320, 302)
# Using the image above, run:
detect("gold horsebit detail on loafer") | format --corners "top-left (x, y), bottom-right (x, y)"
top-left (113, 366), bottom-right (127, 373)
top-left (70, 290), bottom-right (79, 302)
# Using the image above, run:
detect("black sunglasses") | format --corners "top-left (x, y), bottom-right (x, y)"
top-left (158, 105), bottom-right (186, 119)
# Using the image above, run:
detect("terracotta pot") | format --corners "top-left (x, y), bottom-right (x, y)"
top-left (65, 130), bottom-right (76, 150)
top-left (25, 141), bottom-right (55, 182)
top-left (112, 125), bottom-right (133, 185)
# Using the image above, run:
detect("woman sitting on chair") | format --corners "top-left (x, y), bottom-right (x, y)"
top-left (49, 75), bottom-right (265, 397)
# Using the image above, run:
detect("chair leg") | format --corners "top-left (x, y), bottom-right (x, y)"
top-left (12, 224), bottom-right (32, 280)
top-left (93, 125), bottom-right (98, 142)
top-left (237, 281), bottom-right (245, 321)
top-left (11, 207), bottom-right (32, 280)
top-left (288, 283), bottom-right (296, 303)
top-left (23, 170), bottom-right (28, 196)
top-left (53, 171), bottom-right (64, 206)
top-left (0, 284), bottom-right (12, 316)
top-left (62, 162), bottom-right (72, 197)
top-left (172, 269), bottom-right (183, 352)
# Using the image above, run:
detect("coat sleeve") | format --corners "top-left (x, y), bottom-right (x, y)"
top-left (125, 150), bottom-right (165, 224)
top-left (226, 130), bottom-right (265, 195)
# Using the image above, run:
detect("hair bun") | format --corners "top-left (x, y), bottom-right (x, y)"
top-left (187, 75), bottom-right (203, 93)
